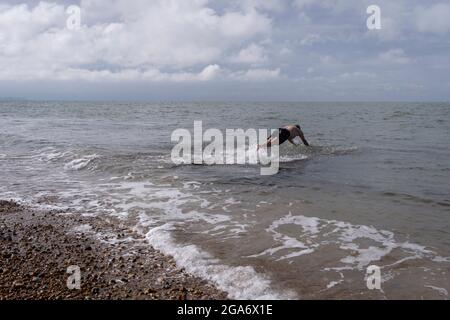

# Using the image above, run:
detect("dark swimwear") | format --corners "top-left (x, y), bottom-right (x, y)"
top-left (266, 128), bottom-right (290, 145)
top-left (268, 127), bottom-right (290, 145)
top-left (278, 128), bottom-right (291, 144)
top-left (263, 125), bottom-right (309, 148)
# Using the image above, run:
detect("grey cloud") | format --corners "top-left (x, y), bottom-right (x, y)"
top-left (0, 0), bottom-right (449, 101)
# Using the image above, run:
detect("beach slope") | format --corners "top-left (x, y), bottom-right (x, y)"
top-left (0, 200), bottom-right (226, 300)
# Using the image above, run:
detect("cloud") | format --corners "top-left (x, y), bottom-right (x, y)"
top-left (379, 49), bottom-right (412, 65)
top-left (414, 3), bottom-right (450, 35)
top-left (0, 0), bottom-right (273, 82)
top-left (240, 0), bottom-right (287, 13)
top-left (319, 55), bottom-right (338, 65)
top-left (229, 68), bottom-right (281, 81)
top-left (293, 0), bottom-right (360, 14)
top-left (230, 43), bottom-right (267, 64)
top-left (299, 34), bottom-right (321, 46)
top-left (292, 0), bottom-right (316, 10)
top-left (1, 0), bottom-right (450, 100)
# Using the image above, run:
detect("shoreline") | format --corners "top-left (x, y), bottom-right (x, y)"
top-left (0, 199), bottom-right (227, 300)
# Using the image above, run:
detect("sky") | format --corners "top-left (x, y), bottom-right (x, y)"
top-left (0, 0), bottom-right (450, 101)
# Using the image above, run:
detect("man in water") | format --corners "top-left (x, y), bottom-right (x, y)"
top-left (258, 124), bottom-right (310, 150)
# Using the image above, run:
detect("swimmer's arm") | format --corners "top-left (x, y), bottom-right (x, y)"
top-left (296, 129), bottom-right (310, 146)
top-left (258, 137), bottom-right (278, 150)
top-left (299, 131), bottom-right (310, 146)
top-left (288, 138), bottom-right (298, 146)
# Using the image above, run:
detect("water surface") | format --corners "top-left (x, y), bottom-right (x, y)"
top-left (1, 101), bottom-right (449, 299)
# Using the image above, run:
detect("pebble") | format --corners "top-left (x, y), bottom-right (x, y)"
top-left (12, 281), bottom-right (24, 288)
top-left (92, 287), bottom-right (100, 295)
top-left (0, 200), bottom-right (227, 300)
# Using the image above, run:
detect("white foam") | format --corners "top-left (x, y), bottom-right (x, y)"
top-left (30, 147), bottom-right (71, 162)
top-left (71, 224), bottom-right (93, 233)
top-left (64, 154), bottom-right (99, 170)
top-left (249, 213), bottom-right (321, 260)
top-left (273, 213), bottom-right (321, 235)
top-left (190, 143), bottom-right (308, 166)
top-left (41, 151), bottom-right (70, 162)
top-left (3, 178), bottom-right (290, 299)
top-left (321, 145), bottom-right (359, 155)
top-left (326, 280), bottom-right (344, 289)
top-left (98, 182), bottom-right (297, 299)
top-left (145, 223), bottom-right (297, 300)
top-left (110, 182), bottom-right (230, 225)
top-left (0, 194), bottom-right (69, 212)
top-left (425, 285), bottom-right (448, 296)
top-left (432, 256), bottom-right (450, 263)
top-left (279, 154), bottom-right (308, 163)
top-left (256, 212), bottom-right (449, 273)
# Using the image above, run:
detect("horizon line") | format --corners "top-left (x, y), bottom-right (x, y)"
top-left (1, 98), bottom-right (450, 104)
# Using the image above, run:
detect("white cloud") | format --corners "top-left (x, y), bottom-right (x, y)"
top-left (414, 3), bottom-right (450, 35)
top-left (0, 64), bottom-right (218, 83)
top-left (292, 0), bottom-right (316, 10)
top-left (319, 55), bottom-right (338, 65)
top-left (1, 0), bottom-right (450, 101)
top-left (299, 34), bottom-right (321, 46)
top-left (229, 68), bottom-right (281, 81)
top-left (230, 43), bottom-right (267, 64)
top-left (240, 0), bottom-right (287, 13)
top-left (293, 0), bottom-right (359, 13)
top-left (379, 49), bottom-right (411, 65)
top-left (198, 64), bottom-right (222, 81)
top-left (0, 1), bottom-right (273, 82)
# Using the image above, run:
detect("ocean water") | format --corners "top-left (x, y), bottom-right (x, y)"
top-left (1, 101), bottom-right (449, 299)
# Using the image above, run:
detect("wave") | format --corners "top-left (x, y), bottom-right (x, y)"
top-left (0, 193), bottom-right (69, 212)
top-left (383, 110), bottom-right (415, 120)
top-left (29, 143), bottom-right (358, 177)
top-left (33, 148), bottom-right (71, 162)
top-left (279, 154), bottom-right (308, 163)
top-left (144, 223), bottom-right (296, 300)
top-left (173, 144), bottom-right (357, 167)
top-left (64, 154), bottom-right (99, 171)
top-left (31, 147), bottom-right (101, 171)
top-left (301, 145), bottom-right (359, 157)
top-left (250, 212), bottom-right (449, 273)
top-left (69, 180), bottom-right (299, 298)
top-left (9, 180), bottom-right (296, 299)
top-left (4, 177), bottom-right (449, 298)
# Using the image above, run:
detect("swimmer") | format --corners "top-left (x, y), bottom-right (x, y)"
top-left (258, 124), bottom-right (310, 150)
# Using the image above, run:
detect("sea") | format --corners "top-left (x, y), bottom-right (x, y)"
top-left (1, 101), bottom-right (449, 299)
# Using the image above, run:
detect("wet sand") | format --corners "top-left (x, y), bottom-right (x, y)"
top-left (0, 200), bottom-right (227, 300)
